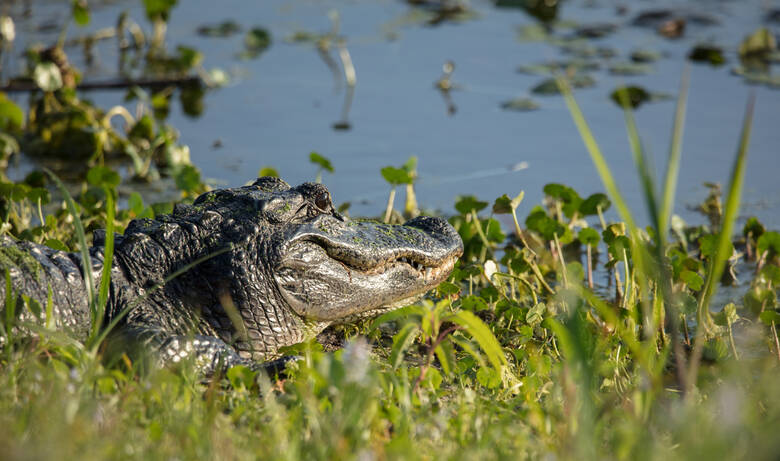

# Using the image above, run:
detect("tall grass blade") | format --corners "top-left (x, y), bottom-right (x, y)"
top-left (697, 94), bottom-right (755, 322)
top-left (92, 188), bottom-right (115, 343)
top-left (688, 93), bottom-right (755, 387)
top-left (616, 87), bottom-right (660, 228)
top-left (45, 169), bottom-right (95, 319)
top-left (659, 69), bottom-right (690, 239)
top-left (556, 77), bottom-right (638, 231)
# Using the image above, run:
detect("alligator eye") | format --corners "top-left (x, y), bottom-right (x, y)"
top-left (314, 192), bottom-right (331, 212)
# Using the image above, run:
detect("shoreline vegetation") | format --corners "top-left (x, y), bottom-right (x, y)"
top-left (1, 1), bottom-right (779, 459)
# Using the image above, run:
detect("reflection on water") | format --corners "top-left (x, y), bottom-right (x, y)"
top-left (4, 0), bottom-right (780, 226)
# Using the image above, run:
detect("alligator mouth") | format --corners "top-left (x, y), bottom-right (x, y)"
top-left (275, 215), bottom-right (463, 322)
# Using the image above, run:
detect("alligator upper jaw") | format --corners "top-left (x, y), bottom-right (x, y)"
top-left (274, 215), bottom-right (463, 322)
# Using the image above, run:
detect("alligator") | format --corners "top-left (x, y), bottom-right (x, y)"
top-left (0, 177), bottom-right (463, 374)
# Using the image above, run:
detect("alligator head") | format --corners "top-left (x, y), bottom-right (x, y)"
top-left (116, 177), bottom-right (463, 360)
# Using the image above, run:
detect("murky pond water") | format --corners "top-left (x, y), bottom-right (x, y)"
top-left (6, 0), bottom-right (780, 226)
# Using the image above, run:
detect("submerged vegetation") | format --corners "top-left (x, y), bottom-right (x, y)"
top-left (1, 1), bottom-right (780, 460)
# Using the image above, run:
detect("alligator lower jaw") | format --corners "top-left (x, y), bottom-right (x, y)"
top-left (275, 242), bottom-right (459, 322)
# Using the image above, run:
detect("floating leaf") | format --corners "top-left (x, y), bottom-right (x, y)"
top-left (244, 27), bottom-right (271, 56)
top-left (630, 49), bottom-right (663, 63)
top-left (196, 20), bottom-right (241, 37)
top-left (500, 97), bottom-right (539, 112)
top-left (609, 62), bottom-right (653, 76)
top-left (739, 27), bottom-right (777, 59)
top-left (688, 44), bottom-right (726, 66)
top-left (532, 74), bottom-right (595, 95)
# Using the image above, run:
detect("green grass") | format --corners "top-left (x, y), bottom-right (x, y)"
top-left (0, 80), bottom-right (779, 460)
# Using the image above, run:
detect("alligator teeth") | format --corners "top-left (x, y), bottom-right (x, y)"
top-left (425, 267), bottom-right (432, 279)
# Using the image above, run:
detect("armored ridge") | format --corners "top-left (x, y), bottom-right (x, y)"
top-left (0, 177), bottom-right (463, 374)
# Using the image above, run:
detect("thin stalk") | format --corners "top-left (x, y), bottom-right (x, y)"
top-left (586, 245), bottom-right (593, 289)
top-left (554, 233), bottom-right (568, 289)
top-left (384, 187), bottom-right (396, 223)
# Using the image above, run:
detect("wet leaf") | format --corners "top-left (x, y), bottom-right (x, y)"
top-left (739, 27), bottom-right (777, 59)
top-left (630, 49), bottom-right (662, 63)
top-left (33, 63), bottom-right (63, 92)
top-left (609, 86), bottom-right (670, 109)
top-left (500, 97), bottom-right (539, 112)
top-left (532, 74), bottom-right (595, 95)
top-left (608, 62), bottom-right (653, 76)
top-left (688, 45), bottom-right (726, 66)
top-left (243, 27), bottom-right (271, 57)
top-left (196, 20), bottom-right (241, 38)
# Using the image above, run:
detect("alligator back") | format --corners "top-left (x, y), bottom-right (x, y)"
top-left (0, 236), bottom-right (93, 340)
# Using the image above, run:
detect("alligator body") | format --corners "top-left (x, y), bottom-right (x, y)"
top-left (0, 177), bottom-right (463, 373)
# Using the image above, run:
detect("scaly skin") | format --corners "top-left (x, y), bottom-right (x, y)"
top-left (0, 177), bottom-right (463, 374)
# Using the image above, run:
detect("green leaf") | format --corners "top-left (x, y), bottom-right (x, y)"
top-left (0, 93), bottom-right (23, 132)
top-left (454, 196), bottom-right (488, 215)
top-left (309, 152), bottom-right (334, 173)
top-left (174, 165), bottom-right (201, 193)
top-left (757, 231), bottom-right (780, 256)
top-left (759, 310), bottom-right (780, 326)
top-left (579, 193), bottom-right (611, 215)
top-left (86, 166), bottom-right (120, 189)
top-left (226, 365), bottom-right (257, 390)
top-left (434, 340), bottom-right (456, 376)
top-left (742, 216), bottom-right (765, 240)
top-left (390, 323), bottom-right (419, 369)
top-left (526, 302), bottom-right (546, 327)
top-left (258, 166), bottom-right (279, 178)
top-left (713, 303), bottom-right (738, 327)
top-left (381, 166), bottom-right (412, 186)
top-left (447, 310), bottom-right (507, 371)
top-left (72, 0), bottom-right (90, 26)
top-left (680, 270), bottom-right (704, 291)
top-left (460, 295), bottom-right (488, 312)
top-left (688, 44), bottom-right (725, 66)
top-left (44, 239), bottom-right (69, 252)
top-left (245, 27), bottom-right (271, 53)
top-left (484, 218), bottom-right (506, 244)
top-left (33, 63), bottom-right (63, 92)
top-left (143, 0), bottom-right (177, 21)
top-left (492, 194), bottom-right (513, 214)
top-left (476, 366), bottom-right (501, 388)
top-left (128, 192), bottom-right (144, 216)
top-left (739, 27), bottom-right (777, 58)
top-left (578, 227), bottom-right (600, 246)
